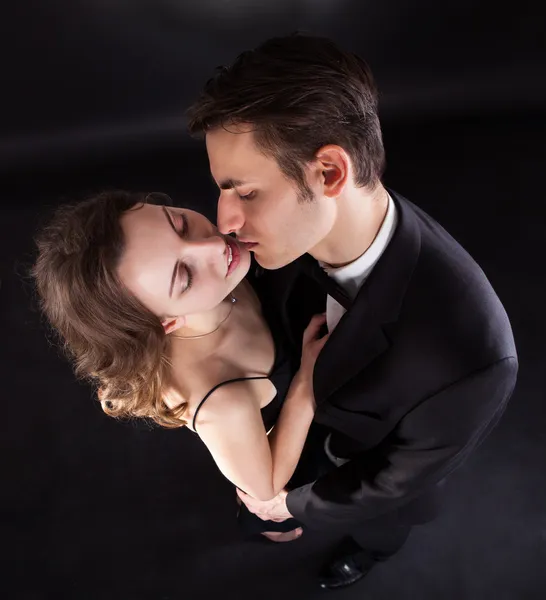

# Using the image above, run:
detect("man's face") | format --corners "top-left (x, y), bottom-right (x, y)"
top-left (206, 125), bottom-right (336, 270)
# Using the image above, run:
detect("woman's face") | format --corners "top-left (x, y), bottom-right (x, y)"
top-left (117, 202), bottom-right (251, 319)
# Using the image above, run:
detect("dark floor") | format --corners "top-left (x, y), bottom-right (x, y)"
top-left (3, 113), bottom-right (546, 599)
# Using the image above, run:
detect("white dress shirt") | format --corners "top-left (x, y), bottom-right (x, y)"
top-left (322, 193), bottom-right (398, 332)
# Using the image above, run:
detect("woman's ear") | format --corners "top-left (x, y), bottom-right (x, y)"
top-left (161, 315), bottom-right (185, 335)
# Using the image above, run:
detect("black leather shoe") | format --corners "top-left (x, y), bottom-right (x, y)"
top-left (318, 554), bottom-right (372, 590)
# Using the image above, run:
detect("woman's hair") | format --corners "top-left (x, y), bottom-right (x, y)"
top-left (31, 190), bottom-right (187, 428)
top-left (187, 33), bottom-right (385, 201)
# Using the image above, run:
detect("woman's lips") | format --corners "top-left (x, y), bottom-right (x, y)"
top-left (225, 236), bottom-right (241, 276)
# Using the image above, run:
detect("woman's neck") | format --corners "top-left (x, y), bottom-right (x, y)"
top-left (174, 292), bottom-right (236, 340)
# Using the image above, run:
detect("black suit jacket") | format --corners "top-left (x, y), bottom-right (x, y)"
top-left (254, 190), bottom-right (518, 532)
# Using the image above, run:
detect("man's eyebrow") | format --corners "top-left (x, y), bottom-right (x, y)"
top-left (218, 178), bottom-right (245, 190)
top-left (162, 206), bottom-right (180, 298)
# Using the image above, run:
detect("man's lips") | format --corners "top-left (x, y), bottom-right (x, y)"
top-left (238, 240), bottom-right (258, 250)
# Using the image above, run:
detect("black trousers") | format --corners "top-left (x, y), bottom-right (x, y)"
top-left (338, 515), bottom-right (411, 567)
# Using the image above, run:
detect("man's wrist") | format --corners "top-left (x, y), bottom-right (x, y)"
top-left (284, 488), bottom-right (297, 518)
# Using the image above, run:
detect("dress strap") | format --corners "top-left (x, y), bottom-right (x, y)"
top-left (192, 376), bottom-right (269, 431)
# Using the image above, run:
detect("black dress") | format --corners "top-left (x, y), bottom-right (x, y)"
top-left (190, 281), bottom-right (304, 535)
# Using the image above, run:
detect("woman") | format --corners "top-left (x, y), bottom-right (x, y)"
top-left (32, 190), bottom-right (327, 542)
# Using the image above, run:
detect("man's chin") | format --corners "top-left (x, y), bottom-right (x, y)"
top-left (254, 251), bottom-right (294, 271)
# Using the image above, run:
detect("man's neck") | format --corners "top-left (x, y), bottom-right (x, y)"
top-left (310, 184), bottom-right (389, 268)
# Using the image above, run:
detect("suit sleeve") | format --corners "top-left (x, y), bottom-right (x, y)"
top-left (286, 356), bottom-right (518, 530)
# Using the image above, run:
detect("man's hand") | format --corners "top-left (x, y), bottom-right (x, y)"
top-left (236, 489), bottom-right (293, 522)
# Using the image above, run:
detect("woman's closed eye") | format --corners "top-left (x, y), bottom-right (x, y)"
top-left (178, 263), bottom-right (193, 294)
top-left (174, 214), bottom-right (193, 293)
top-left (171, 211), bottom-right (189, 237)
top-left (163, 208), bottom-right (193, 295)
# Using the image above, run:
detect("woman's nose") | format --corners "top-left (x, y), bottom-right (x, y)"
top-left (187, 233), bottom-right (227, 262)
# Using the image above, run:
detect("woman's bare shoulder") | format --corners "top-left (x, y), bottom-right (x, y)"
top-left (190, 377), bottom-right (275, 432)
top-left (164, 351), bottom-right (271, 427)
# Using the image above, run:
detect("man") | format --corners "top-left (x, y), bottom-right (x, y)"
top-left (187, 34), bottom-right (518, 590)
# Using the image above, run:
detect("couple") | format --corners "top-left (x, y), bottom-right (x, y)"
top-left (32, 34), bottom-right (518, 590)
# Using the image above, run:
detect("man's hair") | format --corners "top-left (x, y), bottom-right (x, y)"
top-left (187, 33), bottom-right (385, 200)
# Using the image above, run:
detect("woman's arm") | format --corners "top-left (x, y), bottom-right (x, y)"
top-left (267, 374), bottom-right (314, 495)
top-left (196, 375), bottom-right (314, 500)
top-left (195, 314), bottom-right (327, 501)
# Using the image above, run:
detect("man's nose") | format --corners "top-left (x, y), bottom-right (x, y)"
top-left (217, 192), bottom-right (245, 236)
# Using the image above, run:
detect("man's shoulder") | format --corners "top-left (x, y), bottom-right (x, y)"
top-left (386, 191), bottom-right (515, 361)
top-left (393, 191), bottom-right (497, 302)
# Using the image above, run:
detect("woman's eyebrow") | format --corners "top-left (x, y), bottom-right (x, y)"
top-left (162, 207), bottom-right (180, 298)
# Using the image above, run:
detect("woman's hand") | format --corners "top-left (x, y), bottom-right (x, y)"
top-left (293, 313), bottom-right (329, 397)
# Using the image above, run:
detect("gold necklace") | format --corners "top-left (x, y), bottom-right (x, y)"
top-left (170, 294), bottom-right (237, 340)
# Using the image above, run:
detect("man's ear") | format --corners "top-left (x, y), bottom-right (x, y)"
top-left (161, 316), bottom-right (186, 335)
top-left (315, 145), bottom-right (349, 198)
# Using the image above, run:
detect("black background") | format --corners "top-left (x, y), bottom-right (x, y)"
top-left (2, 1), bottom-right (545, 599)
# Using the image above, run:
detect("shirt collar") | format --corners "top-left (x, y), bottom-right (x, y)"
top-left (320, 193), bottom-right (398, 299)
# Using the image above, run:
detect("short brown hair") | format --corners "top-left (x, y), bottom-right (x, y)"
top-left (32, 191), bottom-right (187, 428)
top-left (187, 33), bottom-right (385, 200)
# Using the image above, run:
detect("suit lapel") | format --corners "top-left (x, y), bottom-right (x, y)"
top-left (313, 191), bottom-right (422, 404)
top-left (313, 295), bottom-right (390, 403)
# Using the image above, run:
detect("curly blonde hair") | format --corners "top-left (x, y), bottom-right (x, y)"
top-left (32, 190), bottom-right (188, 428)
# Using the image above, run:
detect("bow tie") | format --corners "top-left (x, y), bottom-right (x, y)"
top-left (298, 254), bottom-right (352, 311)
